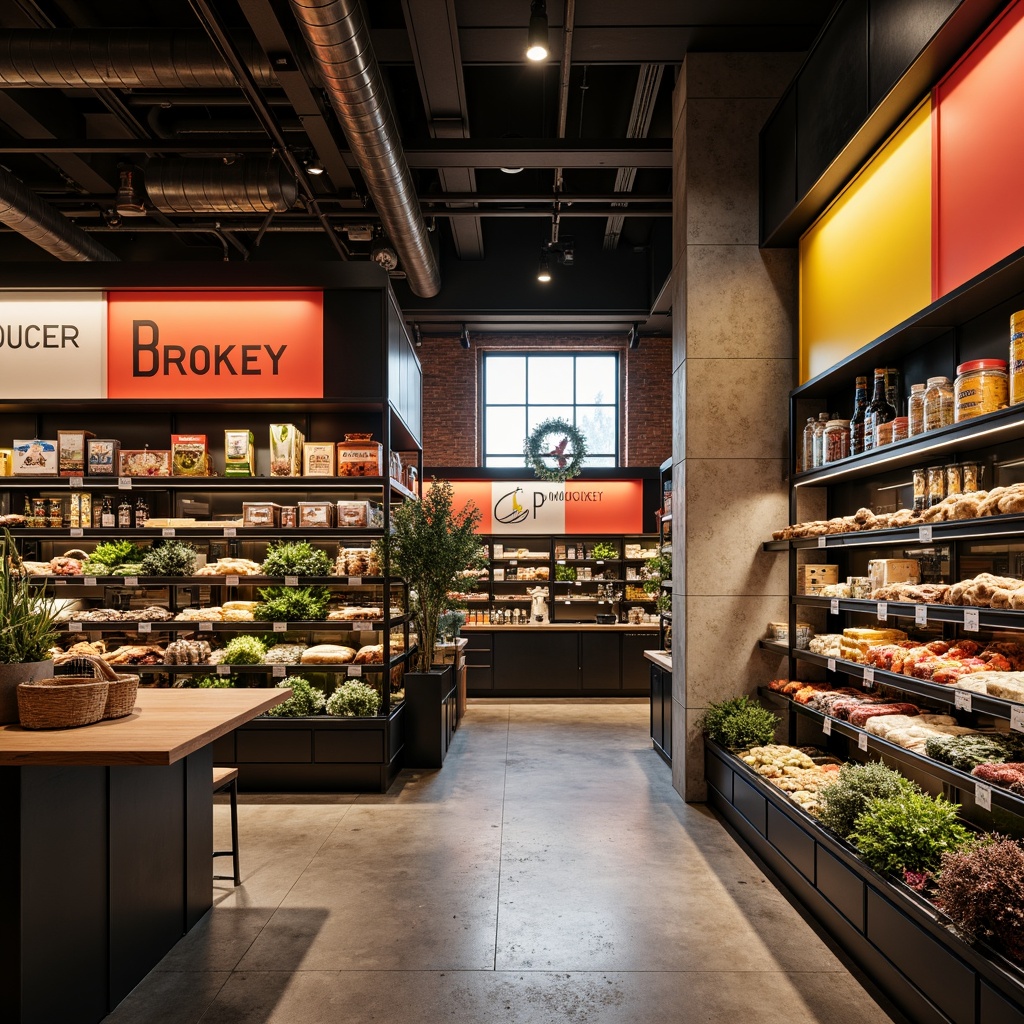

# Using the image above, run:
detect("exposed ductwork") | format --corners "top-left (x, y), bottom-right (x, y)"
top-left (144, 159), bottom-right (298, 214)
top-left (0, 30), bottom-right (278, 89)
top-left (288, 0), bottom-right (441, 298)
top-left (0, 164), bottom-right (117, 262)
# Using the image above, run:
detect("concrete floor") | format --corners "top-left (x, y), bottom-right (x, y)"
top-left (103, 700), bottom-right (894, 1024)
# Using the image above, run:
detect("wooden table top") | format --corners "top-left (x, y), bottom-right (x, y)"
top-left (0, 687), bottom-right (288, 767)
top-left (644, 650), bottom-right (672, 672)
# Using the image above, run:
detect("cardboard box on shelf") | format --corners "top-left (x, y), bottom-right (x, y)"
top-left (119, 449), bottom-right (172, 477)
top-left (796, 564), bottom-right (839, 595)
top-left (171, 434), bottom-right (209, 476)
top-left (303, 442), bottom-right (335, 476)
top-left (58, 430), bottom-right (95, 476)
top-left (269, 423), bottom-right (304, 477)
top-left (224, 430), bottom-right (256, 477)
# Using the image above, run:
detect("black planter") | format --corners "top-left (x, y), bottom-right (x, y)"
top-left (403, 665), bottom-right (457, 769)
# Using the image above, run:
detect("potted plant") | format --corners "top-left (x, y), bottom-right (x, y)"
top-left (0, 529), bottom-right (60, 723)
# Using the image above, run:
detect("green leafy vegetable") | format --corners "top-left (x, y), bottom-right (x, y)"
top-left (194, 674), bottom-right (233, 688)
top-left (0, 529), bottom-right (59, 663)
top-left (924, 733), bottom-right (1024, 771)
top-left (589, 541), bottom-right (618, 559)
top-left (326, 680), bottom-right (381, 717)
top-left (555, 564), bottom-right (577, 581)
top-left (700, 696), bottom-right (777, 749)
top-left (254, 586), bottom-right (330, 622)
top-left (260, 540), bottom-right (332, 577)
top-left (220, 635), bottom-right (267, 665)
top-left (263, 676), bottom-right (327, 717)
top-left (816, 761), bottom-right (919, 838)
top-left (88, 540), bottom-right (146, 568)
top-left (141, 540), bottom-right (198, 576)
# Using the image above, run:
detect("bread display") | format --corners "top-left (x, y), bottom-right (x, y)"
top-left (103, 644), bottom-right (165, 665)
top-left (354, 644), bottom-right (384, 664)
top-left (300, 644), bottom-right (357, 664)
top-left (195, 557), bottom-right (263, 576)
top-left (262, 643), bottom-right (308, 665)
top-left (327, 606), bottom-right (384, 621)
top-left (808, 633), bottom-right (842, 657)
top-left (839, 627), bottom-right (908, 663)
top-left (164, 639), bottom-right (212, 665)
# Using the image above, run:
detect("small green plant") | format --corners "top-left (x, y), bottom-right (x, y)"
top-left (555, 564), bottom-right (577, 582)
top-left (141, 539), bottom-right (198, 576)
top-left (642, 553), bottom-right (672, 596)
top-left (924, 733), bottom-right (1024, 771)
top-left (849, 790), bottom-right (973, 878)
top-left (194, 674), bottom-right (233, 688)
top-left (83, 540), bottom-right (146, 573)
top-left (935, 836), bottom-right (1024, 963)
top-left (437, 609), bottom-right (466, 639)
top-left (589, 541), bottom-right (618, 559)
top-left (254, 586), bottom-right (330, 621)
top-left (816, 761), bottom-right (920, 838)
top-left (260, 540), bottom-right (332, 577)
top-left (0, 529), bottom-right (59, 663)
top-left (263, 676), bottom-right (326, 717)
top-left (326, 680), bottom-right (381, 717)
top-left (220, 635), bottom-right (267, 665)
top-left (700, 696), bottom-right (777, 749)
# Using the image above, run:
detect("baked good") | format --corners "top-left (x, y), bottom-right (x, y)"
top-left (300, 644), bottom-right (356, 664)
top-left (354, 644), bottom-right (384, 664)
top-left (164, 639), bottom-right (211, 665)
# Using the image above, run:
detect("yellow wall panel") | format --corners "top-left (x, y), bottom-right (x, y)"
top-left (799, 100), bottom-right (933, 383)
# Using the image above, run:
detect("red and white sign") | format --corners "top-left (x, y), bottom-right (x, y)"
top-left (107, 290), bottom-right (323, 399)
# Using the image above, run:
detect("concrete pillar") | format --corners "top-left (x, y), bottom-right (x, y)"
top-left (671, 54), bottom-right (801, 801)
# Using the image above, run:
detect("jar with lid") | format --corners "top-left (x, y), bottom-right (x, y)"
top-left (908, 383), bottom-right (927, 436)
top-left (927, 466), bottom-right (946, 507)
top-left (811, 412), bottom-right (830, 468)
top-left (874, 419), bottom-right (894, 447)
top-left (892, 417), bottom-right (908, 443)
top-left (801, 417), bottom-right (816, 472)
top-left (955, 359), bottom-right (1008, 421)
top-left (962, 462), bottom-right (983, 492)
top-left (923, 376), bottom-right (954, 432)
top-left (912, 468), bottom-right (927, 511)
top-left (945, 464), bottom-right (963, 496)
top-left (1011, 309), bottom-right (1024, 406)
top-left (822, 419), bottom-right (850, 463)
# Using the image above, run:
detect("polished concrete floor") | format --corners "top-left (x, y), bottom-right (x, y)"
top-left (103, 701), bottom-right (894, 1024)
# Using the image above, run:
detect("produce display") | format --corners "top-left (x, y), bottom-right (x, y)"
top-left (700, 696), bottom-right (778, 749)
top-left (815, 761), bottom-right (918, 839)
top-left (924, 732), bottom-right (1024, 770)
top-left (326, 680), bottom-right (381, 717)
top-left (733, 744), bottom-right (841, 812)
top-left (970, 762), bottom-right (1024, 793)
top-left (262, 677), bottom-right (327, 718)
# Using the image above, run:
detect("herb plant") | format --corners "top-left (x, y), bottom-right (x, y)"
top-left (263, 676), bottom-right (326, 717)
top-left (555, 564), bottom-right (577, 582)
top-left (924, 733), bottom-right (1024, 771)
top-left (849, 790), bottom-right (973, 878)
top-left (0, 529), bottom-right (59, 663)
top-left (642, 553), bottom-right (671, 596)
top-left (220, 635), bottom-right (267, 665)
top-left (701, 696), bottom-right (778, 749)
top-left (816, 761), bottom-right (920, 838)
top-left (194, 674), bottom-right (233, 688)
top-left (589, 541), bottom-right (618, 559)
top-left (326, 680), bottom-right (382, 717)
top-left (260, 540), bottom-right (332, 577)
top-left (85, 540), bottom-right (146, 570)
top-left (141, 539), bottom-right (198, 576)
top-left (254, 586), bottom-right (330, 622)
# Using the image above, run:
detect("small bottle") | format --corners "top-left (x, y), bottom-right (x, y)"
top-left (849, 376), bottom-right (869, 456)
top-left (864, 368), bottom-right (895, 452)
top-left (884, 368), bottom-right (901, 416)
top-left (117, 495), bottom-right (133, 529)
top-left (22, 495), bottom-right (31, 521)
top-left (801, 416), bottom-right (816, 471)
top-left (101, 494), bottom-right (115, 528)
top-left (134, 495), bottom-right (149, 527)
top-left (811, 412), bottom-right (830, 468)
top-left (908, 383), bottom-right (927, 437)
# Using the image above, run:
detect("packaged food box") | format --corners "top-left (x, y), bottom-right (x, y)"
top-left (11, 438), bottom-right (55, 476)
top-left (224, 429), bottom-right (256, 477)
top-left (335, 500), bottom-right (383, 529)
top-left (270, 423), bottom-right (304, 477)
top-left (336, 435), bottom-right (383, 477)
top-left (85, 438), bottom-right (120, 475)
top-left (57, 430), bottom-right (95, 476)
top-left (242, 502), bottom-right (281, 528)
top-left (0, 448), bottom-right (13, 476)
top-left (796, 564), bottom-right (838, 595)
top-left (119, 449), bottom-right (172, 477)
top-left (171, 434), bottom-right (208, 476)
top-left (868, 558), bottom-right (920, 589)
top-left (68, 492), bottom-right (92, 529)
top-left (303, 442), bottom-right (335, 477)
top-left (298, 501), bottom-right (335, 528)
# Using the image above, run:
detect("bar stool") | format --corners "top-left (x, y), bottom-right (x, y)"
top-left (212, 766), bottom-right (241, 886)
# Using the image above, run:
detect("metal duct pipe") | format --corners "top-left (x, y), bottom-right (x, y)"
top-left (0, 164), bottom-right (117, 261)
top-left (0, 30), bottom-right (277, 89)
top-left (144, 159), bottom-right (298, 214)
top-left (288, 0), bottom-right (441, 298)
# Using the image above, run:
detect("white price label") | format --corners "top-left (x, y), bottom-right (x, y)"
top-left (915, 605), bottom-right (928, 626)
top-left (598, 600), bottom-right (606, 605)
top-left (162, 528), bottom-right (175, 538)
top-left (510, 559), bottom-right (518, 565)
top-left (556, 559), bottom-right (565, 565)
top-left (225, 575), bottom-right (240, 588)
top-left (272, 664), bottom-right (286, 678)
top-left (596, 560), bottom-right (605, 565)
top-left (199, 622), bottom-right (213, 633)
top-left (827, 658), bottom-right (836, 672)
top-left (284, 576), bottom-right (299, 588)
top-left (954, 690), bottom-right (973, 713)
top-left (70, 527), bottom-right (83, 538)
top-left (216, 664), bottom-right (230, 676)
top-left (818, 536), bottom-right (827, 548)
top-left (223, 527), bottom-right (237, 538)
top-left (1011, 707), bottom-right (1024, 734)
top-left (118, 476), bottom-right (132, 490)
top-left (138, 621), bottom-right (152, 634)
top-left (348, 665), bottom-right (362, 677)
top-left (84, 577), bottom-right (97, 588)
top-left (830, 598), bottom-right (840, 614)
top-left (69, 476), bottom-right (83, 489)
top-left (124, 576), bottom-right (139, 587)
top-left (858, 732), bottom-right (868, 752)
top-left (68, 621), bottom-right (82, 631)
top-left (863, 666), bottom-right (875, 687)
top-left (975, 782), bottom-right (993, 811)
top-left (822, 717), bottom-right (832, 736)
top-left (565, 599), bottom-right (571, 605)
top-left (55, 578), bottom-right (67, 586)
top-left (575, 581), bottom-right (582, 587)
top-left (964, 608), bottom-right (980, 632)
top-left (877, 601), bottom-right (888, 621)
top-left (347, 576), bottom-right (362, 586)
top-left (918, 525), bottom-right (933, 543)
top-left (273, 621), bottom-right (287, 632)
top-left (353, 620), bottom-right (373, 631)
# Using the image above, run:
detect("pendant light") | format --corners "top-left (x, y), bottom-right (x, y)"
top-left (526, 1), bottom-right (549, 61)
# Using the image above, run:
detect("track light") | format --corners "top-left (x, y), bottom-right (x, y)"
top-left (537, 250), bottom-right (552, 283)
top-left (115, 169), bottom-right (146, 217)
top-left (412, 323), bottom-right (422, 348)
top-left (460, 324), bottom-right (471, 350)
top-left (628, 322), bottom-right (641, 350)
top-left (526, 0), bottom-right (549, 61)
top-left (305, 156), bottom-right (324, 176)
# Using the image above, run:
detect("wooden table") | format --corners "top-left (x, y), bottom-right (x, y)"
top-left (0, 687), bottom-right (287, 1024)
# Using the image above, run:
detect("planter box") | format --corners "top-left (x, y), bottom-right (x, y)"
top-left (403, 665), bottom-right (457, 769)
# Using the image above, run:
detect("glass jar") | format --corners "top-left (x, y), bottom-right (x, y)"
top-left (628, 606), bottom-right (644, 625)
top-left (801, 417), bottom-right (816, 473)
top-left (912, 468), bottom-right (927, 511)
top-left (924, 376), bottom-right (954, 432)
top-left (1012, 310), bottom-right (1024, 406)
top-left (945, 464), bottom-right (963, 496)
top-left (927, 466), bottom-right (946, 507)
top-left (874, 419), bottom-right (894, 447)
top-left (955, 359), bottom-right (1008, 421)
top-left (811, 411), bottom-right (830, 468)
top-left (822, 419), bottom-right (850, 463)
top-left (892, 417), bottom-right (908, 443)
top-left (908, 383), bottom-right (927, 436)
top-left (962, 461), bottom-right (983, 492)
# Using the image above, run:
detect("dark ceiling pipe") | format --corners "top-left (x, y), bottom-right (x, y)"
top-left (144, 159), bottom-right (298, 215)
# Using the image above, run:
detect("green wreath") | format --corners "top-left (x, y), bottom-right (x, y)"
top-left (524, 418), bottom-right (588, 481)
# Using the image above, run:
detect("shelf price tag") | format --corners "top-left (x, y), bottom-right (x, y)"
top-left (557, 559), bottom-right (565, 565)
top-left (348, 665), bottom-right (362, 677)
top-left (918, 525), bottom-right (933, 543)
top-left (138, 621), bottom-right (152, 634)
top-left (124, 576), bottom-right (139, 587)
top-left (827, 658), bottom-right (836, 673)
top-left (596, 560), bottom-right (604, 565)
top-left (817, 536), bottom-right (827, 548)
top-left (954, 690), bottom-right (973, 713)
top-left (69, 476), bottom-right (83, 489)
top-left (199, 622), bottom-right (213, 633)
top-left (55, 578), bottom-right (66, 586)
top-left (1011, 707), bottom-right (1024, 734)
top-left (863, 666), bottom-right (875, 687)
top-left (70, 527), bottom-right (83, 538)
top-left (84, 577), bottom-right (97, 588)
top-left (223, 527), bottom-right (237, 538)
top-left (284, 576), bottom-right (299, 588)
top-left (830, 599), bottom-right (840, 615)
top-left (858, 732), bottom-right (868, 752)
top-left (118, 476), bottom-right (132, 491)
top-left (162, 528), bottom-right (175, 538)
top-left (225, 575), bottom-right (240, 588)
top-left (353, 620), bottom-right (373, 631)
top-left (510, 559), bottom-right (517, 566)
top-left (964, 608), bottom-right (980, 632)
top-left (575, 581), bottom-right (582, 587)
top-left (822, 717), bottom-right (832, 736)
top-left (915, 605), bottom-right (928, 626)
top-left (216, 664), bottom-right (230, 676)
top-left (273, 621), bottom-right (287, 632)
top-left (347, 576), bottom-right (362, 586)
top-left (975, 782), bottom-right (993, 811)
top-left (68, 621), bottom-right (82, 632)
top-left (272, 664), bottom-right (286, 678)
top-left (876, 601), bottom-right (888, 621)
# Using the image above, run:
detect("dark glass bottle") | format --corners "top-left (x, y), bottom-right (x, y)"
top-left (864, 368), bottom-right (896, 453)
top-left (101, 494), bottom-right (115, 528)
top-left (884, 367), bottom-right (901, 417)
top-left (117, 495), bottom-right (133, 529)
top-left (134, 496), bottom-right (149, 527)
top-left (849, 376), bottom-right (869, 456)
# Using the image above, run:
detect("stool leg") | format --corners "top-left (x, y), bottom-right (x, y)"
top-left (229, 777), bottom-right (240, 886)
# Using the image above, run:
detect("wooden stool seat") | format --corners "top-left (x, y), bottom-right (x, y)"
top-left (212, 767), bottom-right (241, 886)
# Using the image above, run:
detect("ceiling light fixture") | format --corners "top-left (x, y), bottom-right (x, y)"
top-left (305, 157), bottom-right (324, 176)
top-left (370, 233), bottom-right (399, 271)
top-left (537, 249), bottom-right (553, 283)
top-left (460, 324), bottom-right (472, 350)
top-left (115, 169), bottom-right (147, 217)
top-left (526, 0), bottom-right (549, 61)
top-left (628, 322), bottom-right (641, 350)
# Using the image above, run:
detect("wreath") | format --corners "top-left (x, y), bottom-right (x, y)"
top-left (524, 418), bottom-right (588, 481)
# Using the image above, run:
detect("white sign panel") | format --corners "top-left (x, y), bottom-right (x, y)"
top-left (490, 482), bottom-right (567, 534)
top-left (0, 291), bottom-right (105, 398)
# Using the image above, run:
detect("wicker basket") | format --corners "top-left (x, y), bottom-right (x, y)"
top-left (17, 655), bottom-right (139, 729)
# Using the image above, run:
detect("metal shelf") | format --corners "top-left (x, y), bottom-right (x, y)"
top-left (793, 593), bottom-right (1024, 630)
top-left (122, 655), bottom-right (410, 674)
top-left (10, 527), bottom-right (383, 540)
top-left (39, 575), bottom-right (388, 587)
top-left (58, 618), bottom-right (404, 633)
top-left (1, 474), bottom-right (406, 492)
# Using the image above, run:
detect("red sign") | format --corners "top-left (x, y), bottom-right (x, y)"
top-left (106, 290), bottom-right (323, 399)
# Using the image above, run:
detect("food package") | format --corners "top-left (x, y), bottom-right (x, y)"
top-left (336, 434), bottom-right (383, 477)
top-left (796, 564), bottom-right (838, 595)
top-left (13, 438), bottom-right (58, 475)
top-left (839, 626), bottom-right (908, 663)
top-left (67, 492), bottom-right (92, 529)
top-left (57, 430), bottom-right (94, 476)
top-left (868, 558), bottom-right (920, 590)
top-left (0, 448), bottom-right (12, 476)
top-left (298, 501), bottom-right (334, 528)
top-left (224, 430), bottom-right (256, 477)
top-left (171, 434), bottom-right (208, 476)
top-left (336, 500), bottom-right (384, 529)
top-left (242, 502), bottom-right (281, 528)
top-left (302, 442), bottom-right (335, 476)
top-left (269, 423), bottom-right (304, 477)
top-left (119, 449), bottom-right (172, 477)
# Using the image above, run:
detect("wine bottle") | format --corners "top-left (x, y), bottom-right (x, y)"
top-left (849, 376), bottom-right (868, 456)
top-left (864, 368), bottom-right (895, 453)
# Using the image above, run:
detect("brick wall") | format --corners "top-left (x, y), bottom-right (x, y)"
top-left (420, 332), bottom-right (671, 468)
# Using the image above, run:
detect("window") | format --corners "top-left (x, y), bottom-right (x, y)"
top-left (482, 353), bottom-right (618, 467)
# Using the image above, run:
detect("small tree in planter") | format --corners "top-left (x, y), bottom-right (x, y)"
top-left (373, 479), bottom-right (483, 673)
